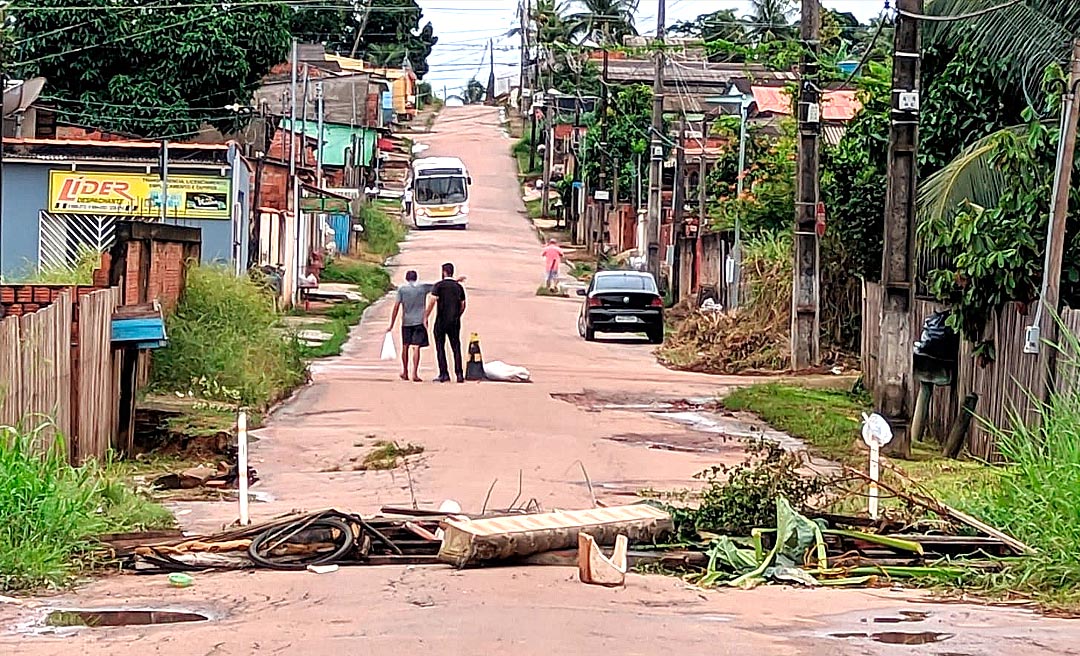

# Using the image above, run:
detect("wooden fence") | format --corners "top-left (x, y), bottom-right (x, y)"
top-left (0, 288), bottom-right (121, 462)
top-left (862, 282), bottom-right (1080, 460)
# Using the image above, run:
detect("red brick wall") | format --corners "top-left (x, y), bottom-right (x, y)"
top-left (121, 239), bottom-right (186, 311)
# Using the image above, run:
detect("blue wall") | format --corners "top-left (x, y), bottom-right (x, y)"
top-left (1, 163), bottom-right (48, 279)
top-left (1, 160), bottom-right (246, 278)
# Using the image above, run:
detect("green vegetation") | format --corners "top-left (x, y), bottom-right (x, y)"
top-left (151, 265), bottom-right (306, 407)
top-left (535, 285), bottom-right (568, 298)
top-left (359, 204), bottom-right (407, 258)
top-left (321, 258), bottom-right (393, 302)
top-left (16, 247), bottom-right (100, 285)
top-left (360, 441), bottom-right (424, 470)
top-left (524, 198), bottom-right (543, 219)
top-left (513, 129), bottom-right (540, 176)
top-left (0, 427), bottom-right (171, 591)
top-left (954, 385), bottom-right (1080, 607)
top-left (297, 302), bottom-right (366, 359)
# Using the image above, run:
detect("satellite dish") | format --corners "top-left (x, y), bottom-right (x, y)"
top-left (4, 77), bottom-right (46, 117)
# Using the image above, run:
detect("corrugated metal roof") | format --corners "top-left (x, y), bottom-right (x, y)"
top-left (5, 137), bottom-right (229, 150)
top-left (822, 123), bottom-right (848, 146)
top-left (751, 87), bottom-right (862, 121)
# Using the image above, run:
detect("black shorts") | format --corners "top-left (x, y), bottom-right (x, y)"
top-left (401, 324), bottom-right (429, 348)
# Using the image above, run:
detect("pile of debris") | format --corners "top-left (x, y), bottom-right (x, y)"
top-left (102, 484), bottom-right (1030, 590)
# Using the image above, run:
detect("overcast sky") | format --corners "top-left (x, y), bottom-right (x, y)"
top-left (417, 0), bottom-right (887, 95)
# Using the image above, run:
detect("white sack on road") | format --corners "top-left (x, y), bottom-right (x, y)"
top-left (483, 361), bottom-right (531, 383)
top-left (380, 332), bottom-right (397, 361)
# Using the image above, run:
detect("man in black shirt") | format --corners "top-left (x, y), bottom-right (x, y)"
top-left (426, 262), bottom-right (467, 383)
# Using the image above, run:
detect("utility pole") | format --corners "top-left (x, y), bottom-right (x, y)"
top-left (486, 39), bottom-right (496, 105)
top-left (541, 104), bottom-right (553, 218)
top-left (1035, 39), bottom-right (1080, 401)
top-left (289, 38), bottom-right (300, 305)
top-left (672, 119), bottom-right (686, 301)
top-left (159, 140), bottom-right (169, 221)
top-left (519, 0), bottom-right (528, 111)
top-left (792, 0), bottom-right (822, 369)
top-left (875, 0), bottom-right (923, 459)
top-left (645, 0), bottom-right (667, 279)
top-left (597, 46), bottom-right (610, 251)
top-left (349, 0), bottom-right (374, 58)
top-left (315, 80), bottom-right (325, 186)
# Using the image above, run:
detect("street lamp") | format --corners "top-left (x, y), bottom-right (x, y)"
top-left (707, 90), bottom-right (754, 310)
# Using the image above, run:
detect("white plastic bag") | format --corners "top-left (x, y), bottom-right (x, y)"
top-left (380, 331), bottom-right (397, 361)
top-left (482, 360), bottom-right (531, 383)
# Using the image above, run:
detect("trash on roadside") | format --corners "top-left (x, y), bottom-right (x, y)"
top-left (306, 564), bottom-right (340, 574)
top-left (578, 533), bottom-right (628, 587)
top-left (437, 504), bottom-right (672, 568)
top-left (168, 573), bottom-right (194, 588)
top-left (152, 463), bottom-right (258, 491)
top-left (482, 360), bottom-right (531, 383)
top-left (700, 298), bottom-right (722, 313)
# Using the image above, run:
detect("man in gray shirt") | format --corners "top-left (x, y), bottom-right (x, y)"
top-left (387, 270), bottom-right (432, 381)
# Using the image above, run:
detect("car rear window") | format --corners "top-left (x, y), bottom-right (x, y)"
top-left (594, 275), bottom-right (657, 292)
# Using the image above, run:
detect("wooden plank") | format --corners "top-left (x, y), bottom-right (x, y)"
top-left (0, 317), bottom-right (21, 428)
top-left (76, 288), bottom-right (121, 462)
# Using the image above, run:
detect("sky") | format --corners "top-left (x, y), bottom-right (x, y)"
top-left (416, 0), bottom-right (888, 96)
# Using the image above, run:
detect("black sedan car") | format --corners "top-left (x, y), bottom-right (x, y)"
top-left (576, 270), bottom-right (664, 344)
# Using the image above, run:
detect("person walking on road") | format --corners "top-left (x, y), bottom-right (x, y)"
top-left (541, 238), bottom-right (565, 292)
top-left (387, 270), bottom-right (432, 382)
top-left (426, 262), bottom-right (467, 383)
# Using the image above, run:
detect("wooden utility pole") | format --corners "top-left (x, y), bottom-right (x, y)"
top-left (645, 0), bottom-right (666, 278)
top-left (875, 0), bottom-right (923, 459)
top-left (486, 39), bottom-right (497, 105)
top-left (791, 0), bottom-right (821, 369)
top-left (597, 47), bottom-right (610, 251)
top-left (1036, 39), bottom-right (1080, 400)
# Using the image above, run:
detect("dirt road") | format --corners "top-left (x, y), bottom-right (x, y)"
top-left (3, 107), bottom-right (1078, 655)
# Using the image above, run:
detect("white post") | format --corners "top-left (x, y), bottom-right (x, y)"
top-left (238, 410), bottom-right (250, 526)
top-left (868, 443), bottom-right (880, 520)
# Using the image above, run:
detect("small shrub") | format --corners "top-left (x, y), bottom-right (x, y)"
top-left (360, 441), bottom-right (424, 470)
top-left (16, 247), bottom-right (100, 284)
top-left (151, 265), bottom-right (306, 407)
top-left (0, 427), bottom-right (171, 591)
top-left (669, 441), bottom-right (831, 539)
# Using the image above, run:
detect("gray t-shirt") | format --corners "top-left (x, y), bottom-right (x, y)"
top-left (397, 282), bottom-right (433, 326)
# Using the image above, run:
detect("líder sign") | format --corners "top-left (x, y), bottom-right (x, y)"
top-left (49, 171), bottom-right (231, 220)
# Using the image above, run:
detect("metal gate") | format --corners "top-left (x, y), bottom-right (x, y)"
top-left (329, 214), bottom-right (350, 255)
top-left (38, 211), bottom-right (121, 272)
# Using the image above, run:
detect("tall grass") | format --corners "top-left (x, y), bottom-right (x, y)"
top-left (0, 426), bottom-right (171, 591)
top-left (359, 204), bottom-right (406, 257)
top-left (151, 265), bottom-right (306, 407)
top-left (957, 381), bottom-right (1080, 606)
top-left (16, 246), bottom-right (100, 284)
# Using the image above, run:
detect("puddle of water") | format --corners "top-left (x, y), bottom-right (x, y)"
top-left (47, 608), bottom-right (210, 628)
top-left (830, 631), bottom-right (954, 645)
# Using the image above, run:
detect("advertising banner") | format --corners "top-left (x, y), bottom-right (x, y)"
top-left (49, 171), bottom-right (231, 219)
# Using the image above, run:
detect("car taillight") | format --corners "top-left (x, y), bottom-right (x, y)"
top-left (650, 297), bottom-right (664, 307)
top-left (588, 297), bottom-right (602, 307)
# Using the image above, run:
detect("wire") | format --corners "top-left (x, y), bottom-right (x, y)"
top-left (899, 0), bottom-right (1023, 22)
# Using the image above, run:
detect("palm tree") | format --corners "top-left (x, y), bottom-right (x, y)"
top-left (567, 0), bottom-right (640, 45)
top-left (744, 0), bottom-right (795, 44)
top-left (916, 0), bottom-right (1080, 223)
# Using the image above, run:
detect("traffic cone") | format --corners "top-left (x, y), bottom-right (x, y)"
top-left (465, 332), bottom-right (486, 381)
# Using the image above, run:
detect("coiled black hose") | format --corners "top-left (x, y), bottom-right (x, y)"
top-left (248, 513), bottom-right (356, 570)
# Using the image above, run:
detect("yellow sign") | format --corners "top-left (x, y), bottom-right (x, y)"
top-left (48, 171), bottom-right (231, 219)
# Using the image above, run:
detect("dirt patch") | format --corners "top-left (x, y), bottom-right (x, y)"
top-left (551, 391), bottom-right (717, 412)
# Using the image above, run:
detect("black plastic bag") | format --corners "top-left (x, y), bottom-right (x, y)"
top-left (913, 311), bottom-right (959, 361)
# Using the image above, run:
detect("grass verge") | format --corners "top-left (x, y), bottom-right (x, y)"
top-left (513, 128), bottom-right (540, 176)
top-left (358, 204), bottom-right (407, 258)
top-left (0, 427), bottom-right (171, 591)
top-left (321, 258), bottom-right (392, 302)
top-left (151, 265), bottom-right (306, 408)
top-left (296, 301), bottom-right (366, 359)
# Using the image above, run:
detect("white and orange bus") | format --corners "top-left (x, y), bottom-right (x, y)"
top-left (406, 156), bottom-right (471, 229)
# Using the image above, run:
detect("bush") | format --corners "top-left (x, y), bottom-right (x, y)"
top-left (359, 205), bottom-right (406, 257)
top-left (321, 257), bottom-right (392, 301)
top-left (0, 427), bottom-right (171, 590)
top-left (151, 265), bottom-right (305, 407)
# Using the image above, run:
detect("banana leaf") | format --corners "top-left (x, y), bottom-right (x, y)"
top-left (822, 529), bottom-right (925, 556)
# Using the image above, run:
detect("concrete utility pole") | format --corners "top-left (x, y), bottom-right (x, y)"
top-left (486, 39), bottom-right (496, 105)
top-left (875, 0), bottom-right (923, 459)
top-left (791, 0), bottom-right (822, 369)
top-left (1035, 39), bottom-right (1080, 401)
top-left (671, 119), bottom-right (686, 301)
top-left (645, 0), bottom-right (667, 279)
top-left (541, 104), bottom-right (553, 218)
top-left (315, 80), bottom-right (325, 186)
top-left (289, 38), bottom-right (300, 304)
top-left (597, 46), bottom-right (610, 251)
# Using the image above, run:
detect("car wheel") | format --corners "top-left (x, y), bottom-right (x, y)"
top-left (647, 328), bottom-right (664, 345)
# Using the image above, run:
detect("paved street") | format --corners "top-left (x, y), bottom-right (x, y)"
top-left (3, 106), bottom-right (1079, 655)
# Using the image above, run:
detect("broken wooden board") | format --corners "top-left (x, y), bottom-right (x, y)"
top-left (578, 533), bottom-right (628, 587)
top-left (437, 505), bottom-right (672, 568)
